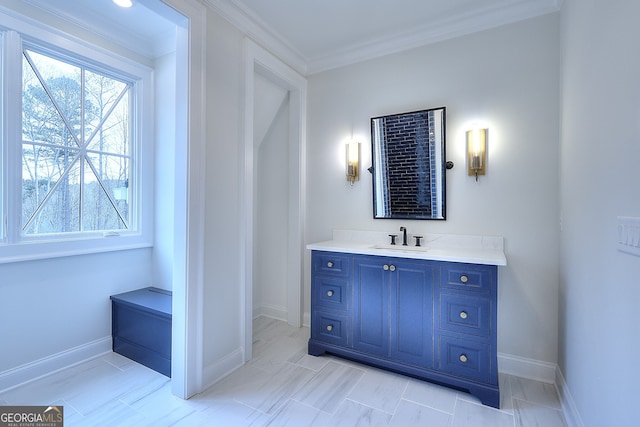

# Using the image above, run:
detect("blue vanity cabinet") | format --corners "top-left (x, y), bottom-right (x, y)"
top-left (308, 250), bottom-right (500, 408)
top-left (436, 262), bottom-right (499, 407)
top-left (310, 252), bottom-right (351, 348)
top-left (352, 255), bottom-right (434, 367)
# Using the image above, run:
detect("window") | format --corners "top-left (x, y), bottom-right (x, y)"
top-left (22, 48), bottom-right (132, 235)
top-left (0, 20), bottom-right (153, 262)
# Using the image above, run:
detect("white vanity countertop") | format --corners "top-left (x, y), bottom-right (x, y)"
top-left (307, 230), bottom-right (507, 266)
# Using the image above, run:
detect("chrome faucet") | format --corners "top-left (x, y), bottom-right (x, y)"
top-left (400, 226), bottom-right (408, 246)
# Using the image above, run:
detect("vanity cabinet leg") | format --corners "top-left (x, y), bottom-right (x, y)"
top-left (467, 384), bottom-right (500, 409)
top-left (308, 340), bottom-right (327, 357)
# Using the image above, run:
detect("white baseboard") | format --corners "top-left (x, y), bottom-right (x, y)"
top-left (497, 352), bottom-right (557, 383)
top-left (253, 304), bottom-right (287, 322)
top-left (201, 348), bottom-right (244, 391)
top-left (0, 337), bottom-right (112, 393)
top-left (555, 366), bottom-right (584, 427)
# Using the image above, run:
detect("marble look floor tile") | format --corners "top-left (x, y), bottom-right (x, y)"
top-left (293, 361), bottom-right (365, 413)
top-left (389, 399), bottom-right (452, 427)
top-left (329, 399), bottom-right (392, 427)
top-left (63, 361), bottom-right (162, 415)
top-left (208, 362), bottom-right (315, 415)
top-left (402, 378), bottom-right (459, 414)
top-left (262, 399), bottom-right (333, 427)
top-left (178, 397), bottom-right (268, 427)
top-left (252, 318), bottom-right (309, 349)
top-left (169, 410), bottom-right (214, 427)
top-left (126, 381), bottom-right (196, 425)
top-left (510, 376), bottom-right (561, 409)
top-left (499, 373), bottom-right (514, 413)
top-left (119, 372), bottom-right (171, 406)
top-left (451, 399), bottom-right (514, 427)
top-left (0, 358), bottom-right (114, 405)
top-left (514, 398), bottom-right (566, 427)
top-left (287, 348), bottom-right (331, 371)
top-left (250, 334), bottom-right (308, 372)
top-left (66, 398), bottom-right (146, 427)
top-left (0, 318), bottom-right (571, 427)
top-left (347, 367), bottom-right (408, 414)
top-left (58, 399), bottom-right (83, 426)
top-left (102, 351), bottom-right (139, 370)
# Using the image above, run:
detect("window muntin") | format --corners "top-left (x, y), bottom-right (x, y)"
top-left (21, 48), bottom-right (132, 236)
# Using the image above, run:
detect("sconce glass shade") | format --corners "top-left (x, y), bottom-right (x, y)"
top-left (466, 128), bottom-right (487, 180)
top-left (346, 141), bottom-right (360, 185)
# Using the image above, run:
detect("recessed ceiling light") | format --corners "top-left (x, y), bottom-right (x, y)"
top-left (113, 0), bottom-right (133, 8)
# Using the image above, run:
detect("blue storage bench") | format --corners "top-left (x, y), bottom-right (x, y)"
top-left (110, 287), bottom-right (172, 377)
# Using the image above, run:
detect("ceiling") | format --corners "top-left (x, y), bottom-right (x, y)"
top-left (13, 0), bottom-right (562, 73)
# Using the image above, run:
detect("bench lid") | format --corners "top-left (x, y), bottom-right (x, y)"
top-left (110, 287), bottom-right (172, 316)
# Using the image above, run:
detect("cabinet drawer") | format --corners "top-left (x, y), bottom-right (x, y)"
top-left (314, 277), bottom-right (348, 311)
top-left (312, 311), bottom-right (349, 347)
top-left (313, 252), bottom-right (350, 277)
top-left (439, 293), bottom-right (491, 338)
top-left (440, 263), bottom-right (494, 294)
top-left (438, 335), bottom-right (491, 383)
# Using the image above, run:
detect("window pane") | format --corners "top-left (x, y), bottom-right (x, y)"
top-left (23, 50), bottom-right (82, 147)
top-left (86, 88), bottom-right (130, 155)
top-left (82, 158), bottom-right (128, 231)
top-left (22, 154), bottom-right (81, 234)
top-left (84, 153), bottom-right (129, 230)
top-left (84, 69), bottom-right (128, 150)
top-left (21, 48), bottom-right (133, 236)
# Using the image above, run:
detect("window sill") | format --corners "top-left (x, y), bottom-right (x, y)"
top-left (0, 235), bottom-right (153, 264)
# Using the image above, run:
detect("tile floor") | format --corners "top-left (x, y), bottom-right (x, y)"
top-left (0, 317), bottom-right (567, 426)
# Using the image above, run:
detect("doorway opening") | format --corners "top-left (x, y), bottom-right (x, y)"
top-left (242, 40), bottom-right (307, 361)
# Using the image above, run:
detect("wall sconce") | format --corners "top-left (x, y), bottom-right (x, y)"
top-left (466, 127), bottom-right (487, 181)
top-left (346, 141), bottom-right (360, 185)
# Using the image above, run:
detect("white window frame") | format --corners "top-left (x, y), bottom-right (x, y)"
top-left (0, 10), bottom-right (154, 263)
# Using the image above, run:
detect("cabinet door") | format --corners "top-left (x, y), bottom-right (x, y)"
top-left (353, 257), bottom-right (390, 356)
top-left (390, 260), bottom-right (434, 368)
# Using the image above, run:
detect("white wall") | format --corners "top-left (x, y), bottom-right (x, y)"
top-left (153, 50), bottom-right (177, 291)
top-left (559, 1), bottom-right (640, 426)
top-left (201, 10), bottom-right (245, 381)
top-left (306, 14), bottom-right (561, 369)
top-left (254, 74), bottom-right (290, 320)
top-left (0, 249), bottom-right (152, 374)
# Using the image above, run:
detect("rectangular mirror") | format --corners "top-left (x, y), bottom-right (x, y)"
top-left (370, 107), bottom-right (447, 219)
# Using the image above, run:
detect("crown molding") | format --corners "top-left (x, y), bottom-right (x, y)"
top-left (307, 0), bottom-right (563, 73)
top-left (203, 0), bottom-right (308, 75)
top-left (205, 0), bottom-right (561, 76)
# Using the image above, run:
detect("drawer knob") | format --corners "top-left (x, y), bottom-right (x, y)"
top-left (459, 311), bottom-right (468, 319)
top-left (326, 324), bottom-right (333, 332)
top-left (389, 265), bottom-right (396, 272)
top-left (459, 354), bottom-right (468, 363)
top-left (383, 264), bottom-right (389, 271)
top-left (460, 275), bottom-right (469, 283)
top-left (327, 290), bottom-right (334, 297)
top-left (327, 261), bottom-right (334, 268)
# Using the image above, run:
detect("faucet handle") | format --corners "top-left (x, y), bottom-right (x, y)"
top-left (388, 234), bottom-right (398, 245)
top-left (413, 235), bottom-right (423, 247)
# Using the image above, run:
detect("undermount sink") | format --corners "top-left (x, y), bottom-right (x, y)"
top-left (370, 244), bottom-right (429, 252)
